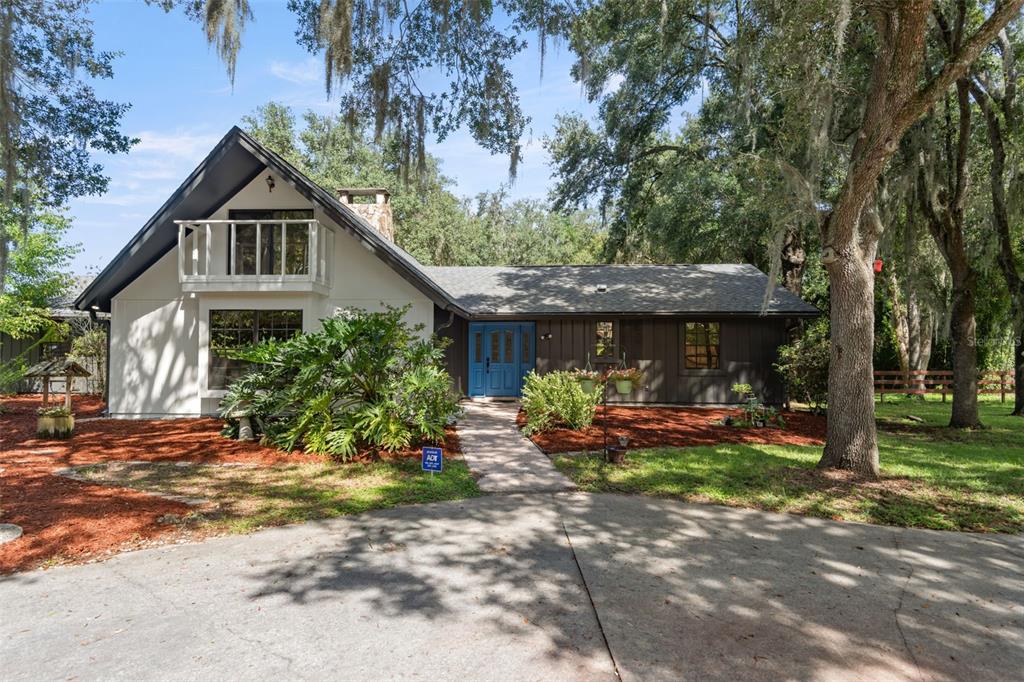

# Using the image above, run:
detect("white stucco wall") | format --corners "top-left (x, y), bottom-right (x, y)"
top-left (110, 167), bottom-right (435, 416)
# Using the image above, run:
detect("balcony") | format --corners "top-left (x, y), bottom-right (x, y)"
top-left (175, 219), bottom-right (334, 294)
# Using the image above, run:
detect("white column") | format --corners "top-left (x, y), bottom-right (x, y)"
top-left (177, 224), bottom-right (186, 279)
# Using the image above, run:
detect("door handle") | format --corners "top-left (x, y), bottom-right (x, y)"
top-left (485, 357), bottom-right (490, 372)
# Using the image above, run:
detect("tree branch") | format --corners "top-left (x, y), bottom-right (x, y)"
top-left (899, 0), bottom-right (1024, 131)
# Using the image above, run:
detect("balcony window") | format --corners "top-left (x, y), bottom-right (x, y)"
top-left (209, 309), bottom-right (303, 389)
top-left (228, 209), bottom-right (313, 276)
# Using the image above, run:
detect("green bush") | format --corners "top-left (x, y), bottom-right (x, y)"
top-left (218, 306), bottom-right (459, 461)
top-left (521, 370), bottom-right (602, 435)
top-left (774, 318), bottom-right (829, 414)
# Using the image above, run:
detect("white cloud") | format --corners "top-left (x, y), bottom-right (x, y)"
top-left (132, 130), bottom-right (223, 159)
top-left (268, 58), bottom-right (322, 85)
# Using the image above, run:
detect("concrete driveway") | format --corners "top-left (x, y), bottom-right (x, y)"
top-left (2, 494), bottom-right (1022, 681)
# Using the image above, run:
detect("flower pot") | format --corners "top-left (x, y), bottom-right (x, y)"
top-left (605, 446), bottom-right (626, 465)
top-left (614, 379), bottom-right (633, 394)
top-left (579, 378), bottom-right (597, 394)
top-left (37, 415), bottom-right (74, 439)
top-left (754, 419), bottom-right (765, 428)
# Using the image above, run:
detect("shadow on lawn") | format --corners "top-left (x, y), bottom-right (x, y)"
top-left (236, 494), bottom-right (1023, 680)
top-left (557, 445), bottom-right (1024, 533)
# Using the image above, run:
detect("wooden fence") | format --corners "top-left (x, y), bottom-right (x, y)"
top-left (874, 370), bottom-right (1016, 402)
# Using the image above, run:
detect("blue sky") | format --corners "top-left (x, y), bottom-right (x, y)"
top-left (67, 1), bottom-right (614, 273)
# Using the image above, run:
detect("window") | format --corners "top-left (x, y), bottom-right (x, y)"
top-left (684, 322), bottom-right (720, 369)
top-left (595, 321), bottom-right (615, 358)
top-left (227, 209), bottom-right (313, 276)
top-left (209, 309), bottom-right (302, 389)
top-left (522, 329), bottom-right (531, 364)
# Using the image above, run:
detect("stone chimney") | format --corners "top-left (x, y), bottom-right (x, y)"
top-left (337, 188), bottom-right (394, 242)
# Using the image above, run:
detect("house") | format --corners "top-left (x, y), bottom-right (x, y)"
top-left (2, 276), bottom-right (106, 394)
top-left (74, 127), bottom-right (819, 417)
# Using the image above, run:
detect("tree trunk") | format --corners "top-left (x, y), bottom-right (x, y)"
top-left (1013, 331), bottom-right (1024, 416)
top-left (781, 225), bottom-right (806, 295)
top-left (820, 254), bottom-right (880, 476)
top-left (968, 40), bottom-right (1023, 417)
top-left (811, 0), bottom-right (1021, 472)
top-left (947, 267), bottom-right (981, 427)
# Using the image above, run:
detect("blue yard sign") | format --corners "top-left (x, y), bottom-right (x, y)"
top-left (422, 446), bottom-right (443, 473)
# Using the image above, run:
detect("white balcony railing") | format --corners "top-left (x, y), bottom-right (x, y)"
top-left (174, 219), bottom-right (334, 294)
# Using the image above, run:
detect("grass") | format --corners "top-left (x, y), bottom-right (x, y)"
top-left (554, 396), bottom-right (1024, 533)
top-left (72, 457), bottom-right (481, 534)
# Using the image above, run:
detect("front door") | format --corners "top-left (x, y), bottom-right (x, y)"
top-left (468, 323), bottom-right (535, 397)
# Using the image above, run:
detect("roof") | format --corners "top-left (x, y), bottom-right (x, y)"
top-left (24, 358), bottom-right (91, 378)
top-left (75, 127), bottom-right (459, 314)
top-left (51, 276), bottom-right (99, 318)
top-left (75, 126), bottom-right (818, 319)
top-left (421, 264), bottom-right (820, 317)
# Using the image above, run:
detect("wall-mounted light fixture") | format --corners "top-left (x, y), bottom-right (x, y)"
top-left (266, 174), bottom-right (276, 193)
top-left (540, 332), bottom-right (553, 341)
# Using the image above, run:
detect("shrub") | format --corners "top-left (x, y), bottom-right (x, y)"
top-left (521, 370), bottom-right (602, 435)
top-left (219, 306), bottom-right (459, 461)
top-left (774, 317), bottom-right (829, 414)
top-left (37, 405), bottom-right (71, 417)
top-left (69, 327), bottom-right (107, 395)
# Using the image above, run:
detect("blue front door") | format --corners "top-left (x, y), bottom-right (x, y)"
top-left (468, 323), bottom-right (535, 397)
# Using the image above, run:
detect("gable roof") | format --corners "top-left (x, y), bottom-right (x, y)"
top-left (422, 264), bottom-right (820, 317)
top-left (76, 127), bottom-right (818, 320)
top-left (75, 127), bottom-right (461, 314)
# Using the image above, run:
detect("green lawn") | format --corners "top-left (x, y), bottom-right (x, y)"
top-left (554, 396), bottom-right (1024, 532)
top-left (72, 457), bottom-right (481, 533)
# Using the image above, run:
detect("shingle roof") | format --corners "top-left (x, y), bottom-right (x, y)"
top-left (421, 264), bottom-right (820, 316)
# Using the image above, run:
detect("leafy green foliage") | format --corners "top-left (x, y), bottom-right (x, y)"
top-left (218, 307), bottom-right (459, 461)
top-left (521, 370), bottom-right (602, 435)
top-left (241, 102), bottom-right (605, 266)
top-left (1, 0), bottom-right (135, 208)
top-left (69, 326), bottom-right (107, 395)
top-left (775, 319), bottom-right (830, 414)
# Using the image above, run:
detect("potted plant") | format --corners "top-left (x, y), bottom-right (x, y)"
top-left (606, 367), bottom-right (644, 395)
top-left (574, 367), bottom-right (602, 394)
top-left (37, 405), bottom-right (74, 438)
top-left (605, 445), bottom-right (627, 464)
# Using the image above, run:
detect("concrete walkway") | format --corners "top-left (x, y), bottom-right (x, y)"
top-left (2, 495), bottom-right (1022, 681)
top-left (457, 401), bottom-right (576, 493)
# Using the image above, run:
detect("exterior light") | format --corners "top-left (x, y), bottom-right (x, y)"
top-left (266, 174), bottom-right (275, 193)
top-left (90, 305), bottom-right (100, 311)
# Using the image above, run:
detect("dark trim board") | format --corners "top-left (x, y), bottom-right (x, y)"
top-left (438, 311), bottom-right (791, 405)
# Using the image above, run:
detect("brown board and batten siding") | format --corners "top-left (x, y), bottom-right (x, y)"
top-left (427, 264), bottom-right (817, 405)
top-left (533, 316), bottom-right (787, 405)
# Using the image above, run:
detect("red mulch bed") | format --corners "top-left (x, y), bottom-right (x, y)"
top-left (0, 394), bottom-right (459, 573)
top-left (520, 405), bottom-right (826, 454)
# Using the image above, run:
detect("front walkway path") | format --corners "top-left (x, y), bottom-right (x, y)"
top-left (457, 401), bottom-right (576, 493)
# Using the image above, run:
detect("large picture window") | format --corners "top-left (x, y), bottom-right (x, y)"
top-left (684, 322), bottom-right (720, 369)
top-left (209, 309), bottom-right (303, 389)
top-left (227, 209), bottom-right (314, 276)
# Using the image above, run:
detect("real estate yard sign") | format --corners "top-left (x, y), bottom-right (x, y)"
top-left (422, 447), bottom-right (443, 473)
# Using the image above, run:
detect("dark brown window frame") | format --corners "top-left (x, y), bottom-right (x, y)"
top-left (208, 309), bottom-right (303, 390)
top-left (226, 209), bottom-right (314, 276)
top-left (595, 320), bottom-right (616, 360)
top-left (683, 321), bottom-right (721, 370)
